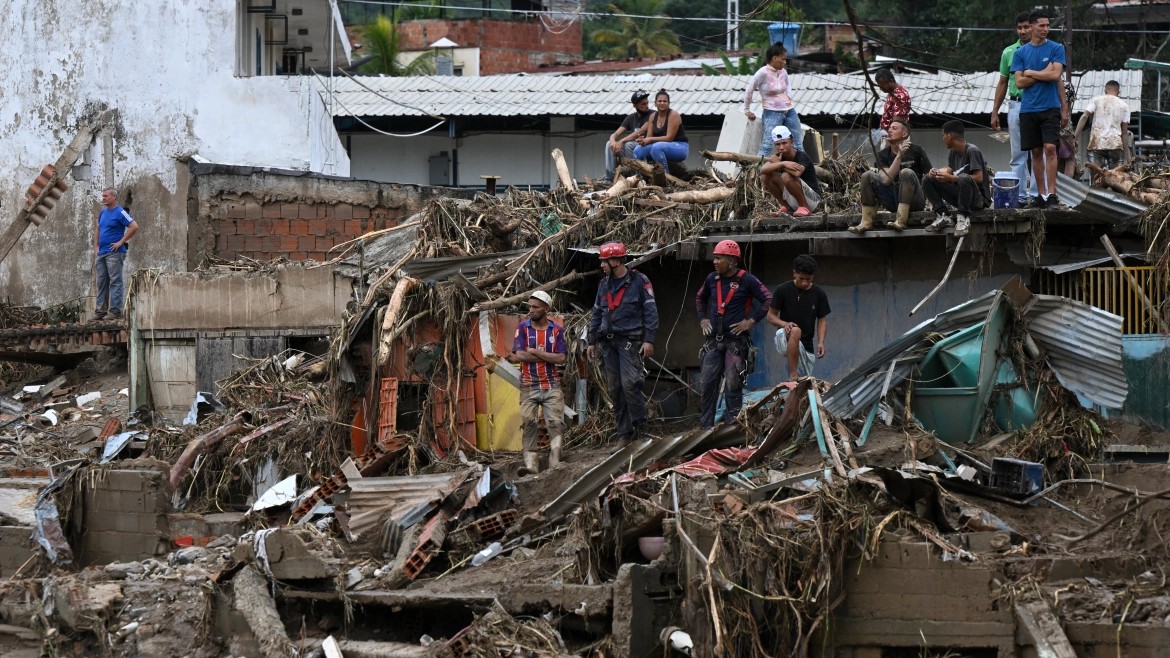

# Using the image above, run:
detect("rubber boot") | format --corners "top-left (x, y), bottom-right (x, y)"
top-left (549, 435), bottom-right (563, 468)
top-left (891, 202), bottom-right (911, 231)
top-left (523, 451), bottom-right (540, 473)
top-left (848, 205), bottom-right (877, 234)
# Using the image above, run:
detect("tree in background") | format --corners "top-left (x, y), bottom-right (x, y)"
top-left (360, 15), bottom-right (435, 76)
top-left (589, 0), bottom-right (681, 59)
top-left (700, 52), bottom-right (764, 75)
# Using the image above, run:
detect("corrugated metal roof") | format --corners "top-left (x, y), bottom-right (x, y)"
top-left (1006, 243), bottom-right (1149, 273)
top-left (823, 289), bottom-right (1128, 418)
top-left (322, 70), bottom-right (1141, 118)
top-left (1056, 172), bottom-right (1148, 221)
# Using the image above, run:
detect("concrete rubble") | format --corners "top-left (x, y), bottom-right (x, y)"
top-left (1, 159), bottom-right (1169, 658)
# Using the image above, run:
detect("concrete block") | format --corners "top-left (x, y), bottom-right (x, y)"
top-left (118, 491), bottom-right (146, 513)
top-left (114, 514), bottom-right (139, 533)
top-left (167, 513), bottom-right (209, 539)
top-left (204, 512), bottom-right (245, 537)
top-left (897, 542), bottom-right (934, 568)
top-left (104, 470), bottom-right (146, 492)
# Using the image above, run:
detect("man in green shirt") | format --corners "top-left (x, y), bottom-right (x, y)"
top-left (989, 13), bottom-right (1033, 206)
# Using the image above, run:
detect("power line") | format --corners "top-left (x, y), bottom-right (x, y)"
top-left (339, 0), bottom-right (1170, 35)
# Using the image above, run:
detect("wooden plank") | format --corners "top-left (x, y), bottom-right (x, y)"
top-left (1015, 598), bottom-right (1078, 658)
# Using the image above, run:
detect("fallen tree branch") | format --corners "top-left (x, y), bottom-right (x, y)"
top-left (618, 157), bottom-right (687, 186)
top-left (233, 565), bottom-right (296, 658)
top-left (472, 270), bottom-right (586, 312)
top-left (552, 148), bottom-right (577, 192)
top-left (169, 410), bottom-right (253, 488)
top-left (663, 187), bottom-right (734, 204)
top-left (702, 150), bottom-right (764, 165)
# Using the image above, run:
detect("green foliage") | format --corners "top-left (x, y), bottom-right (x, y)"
top-left (590, 0), bottom-right (681, 60)
top-left (360, 15), bottom-right (435, 77)
top-left (700, 51), bottom-right (764, 75)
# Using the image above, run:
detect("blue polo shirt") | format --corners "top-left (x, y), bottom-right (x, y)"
top-left (98, 206), bottom-right (135, 254)
top-left (1011, 40), bottom-right (1066, 113)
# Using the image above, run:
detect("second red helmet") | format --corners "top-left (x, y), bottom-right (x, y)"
top-left (713, 240), bottom-right (741, 258)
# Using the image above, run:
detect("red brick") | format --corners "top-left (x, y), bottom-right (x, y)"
top-left (298, 236), bottom-right (315, 251)
top-left (280, 203), bottom-right (299, 218)
top-left (291, 251), bottom-right (308, 260)
top-left (316, 237), bottom-right (334, 252)
top-left (307, 219), bottom-right (328, 236)
top-left (217, 220), bottom-right (236, 235)
top-left (262, 204), bottom-right (281, 219)
top-left (335, 204), bottom-right (353, 220)
top-left (227, 235), bottom-right (247, 252)
top-left (215, 234), bottom-right (230, 252)
top-left (343, 220), bottom-right (362, 236)
top-left (245, 202), bottom-right (262, 218)
top-left (253, 219), bottom-right (271, 236)
top-left (279, 236), bottom-right (299, 252)
top-left (289, 218), bottom-right (309, 234)
top-left (225, 203), bottom-right (245, 219)
top-left (317, 205), bottom-right (331, 219)
top-left (237, 219), bottom-right (255, 235)
top-left (271, 220), bottom-right (290, 235)
top-left (352, 205), bottom-right (371, 219)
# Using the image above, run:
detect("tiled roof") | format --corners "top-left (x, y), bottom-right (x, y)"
top-left (323, 70), bottom-right (1141, 118)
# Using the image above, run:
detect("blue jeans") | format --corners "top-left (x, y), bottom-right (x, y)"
top-left (633, 141), bottom-right (689, 168)
top-left (600, 339), bottom-right (647, 438)
top-left (759, 108), bottom-right (803, 157)
top-left (96, 251), bottom-right (126, 313)
top-left (699, 338), bottom-right (747, 428)
top-left (1007, 100), bottom-right (1032, 202)
top-left (604, 140), bottom-right (638, 179)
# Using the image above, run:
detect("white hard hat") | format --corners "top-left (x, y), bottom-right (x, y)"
top-left (771, 125), bottom-right (792, 142)
top-left (529, 291), bottom-right (553, 308)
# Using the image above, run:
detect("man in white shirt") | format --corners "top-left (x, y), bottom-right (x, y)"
top-left (1074, 80), bottom-right (1131, 169)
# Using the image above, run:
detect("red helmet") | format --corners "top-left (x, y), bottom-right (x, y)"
top-left (713, 240), bottom-right (741, 258)
top-left (599, 242), bottom-right (628, 259)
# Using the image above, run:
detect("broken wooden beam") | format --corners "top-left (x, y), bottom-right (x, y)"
top-left (233, 566), bottom-right (297, 658)
top-left (701, 150), bottom-right (765, 165)
top-left (1014, 598), bottom-right (1078, 658)
top-left (168, 410), bottom-right (252, 488)
top-left (552, 148), bottom-right (577, 192)
top-left (662, 187), bottom-right (733, 204)
top-left (618, 157), bottom-right (687, 186)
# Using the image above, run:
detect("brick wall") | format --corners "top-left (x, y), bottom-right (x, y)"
top-left (79, 467), bottom-right (172, 566)
top-left (396, 19), bottom-right (581, 73)
top-left (211, 197), bottom-right (393, 262)
top-left (0, 526), bottom-right (35, 576)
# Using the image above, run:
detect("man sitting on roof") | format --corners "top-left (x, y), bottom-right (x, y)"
top-left (760, 125), bottom-right (821, 217)
top-left (604, 90), bottom-right (653, 183)
top-left (850, 118), bottom-right (932, 234)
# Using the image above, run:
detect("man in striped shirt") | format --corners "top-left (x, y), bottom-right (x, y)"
top-left (508, 291), bottom-right (567, 473)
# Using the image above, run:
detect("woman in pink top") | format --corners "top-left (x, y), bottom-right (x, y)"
top-left (743, 43), bottom-right (803, 157)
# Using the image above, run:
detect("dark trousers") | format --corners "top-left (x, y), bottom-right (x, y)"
top-left (922, 173), bottom-right (986, 214)
top-left (699, 338), bottom-right (747, 428)
top-left (601, 339), bottom-right (647, 438)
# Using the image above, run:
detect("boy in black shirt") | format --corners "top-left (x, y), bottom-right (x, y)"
top-left (760, 126), bottom-right (821, 217)
top-left (766, 254), bottom-right (831, 380)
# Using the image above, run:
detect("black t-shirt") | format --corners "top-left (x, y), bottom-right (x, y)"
top-left (948, 143), bottom-right (992, 203)
top-left (876, 143), bottom-right (933, 177)
top-left (620, 110), bottom-right (651, 133)
top-left (770, 280), bottom-right (831, 351)
top-left (777, 150), bottom-right (820, 192)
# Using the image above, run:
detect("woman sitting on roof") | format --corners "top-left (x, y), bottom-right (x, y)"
top-left (632, 89), bottom-right (689, 169)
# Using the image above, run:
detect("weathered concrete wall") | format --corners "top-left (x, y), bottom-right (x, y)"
top-left (189, 165), bottom-right (447, 263)
top-left (0, 526), bottom-right (36, 577)
top-left (132, 265), bottom-right (349, 332)
top-left (78, 466), bottom-right (172, 566)
top-left (0, 1), bottom-right (349, 307)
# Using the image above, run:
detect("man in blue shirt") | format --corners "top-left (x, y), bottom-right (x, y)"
top-left (990, 13), bottom-right (1034, 206)
top-left (587, 242), bottom-right (659, 441)
top-left (695, 240), bottom-right (771, 429)
top-left (1011, 10), bottom-right (1070, 209)
top-left (93, 188), bottom-right (139, 320)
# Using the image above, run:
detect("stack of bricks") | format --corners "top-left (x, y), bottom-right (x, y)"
top-left (0, 526), bottom-right (35, 576)
top-left (212, 200), bottom-right (387, 263)
top-left (80, 468), bottom-right (172, 566)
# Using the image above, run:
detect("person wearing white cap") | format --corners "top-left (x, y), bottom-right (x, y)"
top-left (507, 290), bottom-right (567, 472)
top-left (760, 125), bottom-right (821, 217)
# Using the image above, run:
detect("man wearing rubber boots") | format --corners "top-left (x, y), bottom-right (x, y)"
top-left (695, 240), bottom-right (771, 428)
top-left (507, 291), bottom-right (567, 473)
top-left (587, 242), bottom-right (659, 441)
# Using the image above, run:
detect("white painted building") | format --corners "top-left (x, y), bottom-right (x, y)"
top-left (0, 0), bottom-right (353, 307)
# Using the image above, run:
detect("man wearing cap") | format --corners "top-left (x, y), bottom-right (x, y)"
top-left (761, 125), bottom-right (821, 217)
top-left (604, 91), bottom-right (653, 183)
top-left (508, 291), bottom-right (567, 472)
top-left (587, 242), bottom-right (659, 441)
top-left (695, 240), bottom-right (771, 429)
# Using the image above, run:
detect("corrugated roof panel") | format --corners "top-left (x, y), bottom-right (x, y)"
top-left (1056, 172), bottom-right (1147, 221)
top-left (1025, 295), bottom-right (1128, 408)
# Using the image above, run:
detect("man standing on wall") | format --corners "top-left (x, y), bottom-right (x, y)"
top-left (507, 291), bottom-right (567, 473)
top-left (766, 254), bottom-right (830, 381)
top-left (990, 13), bottom-right (1035, 206)
top-left (695, 240), bottom-right (771, 429)
top-left (1012, 10), bottom-right (1070, 209)
top-left (1074, 80), bottom-right (1131, 169)
top-left (587, 242), bottom-right (659, 442)
top-left (94, 188), bottom-right (139, 320)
